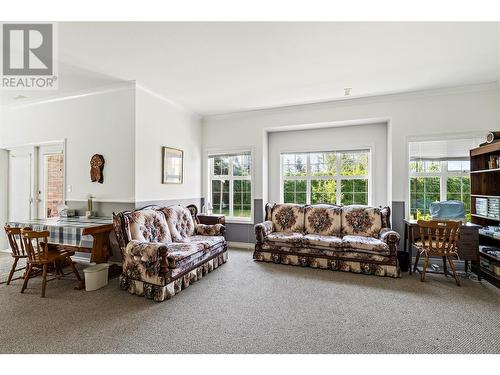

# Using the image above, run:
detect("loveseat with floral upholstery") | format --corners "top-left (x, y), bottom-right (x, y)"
top-left (254, 203), bottom-right (400, 278)
top-left (113, 205), bottom-right (227, 302)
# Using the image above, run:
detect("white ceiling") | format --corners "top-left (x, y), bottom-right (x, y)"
top-left (2, 22), bottom-right (499, 114)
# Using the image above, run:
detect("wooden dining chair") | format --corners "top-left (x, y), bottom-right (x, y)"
top-left (414, 220), bottom-right (462, 286)
top-left (20, 229), bottom-right (82, 297)
top-left (4, 226), bottom-right (29, 285)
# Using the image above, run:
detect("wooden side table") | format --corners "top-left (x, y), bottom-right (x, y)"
top-left (197, 213), bottom-right (226, 225)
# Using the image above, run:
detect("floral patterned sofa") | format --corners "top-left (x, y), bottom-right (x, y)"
top-left (113, 205), bottom-right (227, 302)
top-left (254, 203), bottom-right (400, 278)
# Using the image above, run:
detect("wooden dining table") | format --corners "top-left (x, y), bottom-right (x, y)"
top-left (7, 217), bottom-right (117, 289)
top-left (7, 216), bottom-right (114, 264)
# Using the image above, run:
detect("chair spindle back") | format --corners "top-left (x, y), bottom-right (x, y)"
top-left (4, 226), bottom-right (29, 257)
top-left (21, 229), bottom-right (50, 262)
top-left (416, 220), bottom-right (461, 255)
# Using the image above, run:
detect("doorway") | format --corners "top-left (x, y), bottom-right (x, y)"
top-left (7, 149), bottom-right (32, 221)
top-left (37, 145), bottom-right (65, 218)
top-left (6, 142), bottom-right (65, 221)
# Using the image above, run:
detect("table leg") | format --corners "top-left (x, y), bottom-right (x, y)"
top-left (403, 223), bottom-right (409, 275)
top-left (408, 225), bottom-right (413, 275)
top-left (90, 232), bottom-right (111, 264)
top-left (403, 224), bottom-right (408, 253)
top-left (442, 256), bottom-right (448, 276)
top-left (474, 260), bottom-right (482, 281)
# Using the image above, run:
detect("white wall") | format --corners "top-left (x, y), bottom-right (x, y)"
top-left (203, 83), bottom-right (500, 210)
top-left (0, 83), bottom-right (204, 248)
top-left (0, 84), bottom-right (136, 203)
top-left (268, 123), bottom-right (388, 206)
top-left (135, 87), bottom-right (202, 203)
top-left (0, 149), bottom-right (8, 249)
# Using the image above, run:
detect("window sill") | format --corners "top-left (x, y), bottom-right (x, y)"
top-left (225, 218), bottom-right (254, 225)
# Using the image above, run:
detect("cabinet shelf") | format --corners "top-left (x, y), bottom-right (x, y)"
top-left (470, 141), bottom-right (500, 289)
top-left (480, 268), bottom-right (500, 288)
top-left (479, 250), bottom-right (500, 263)
top-left (471, 194), bottom-right (500, 199)
top-left (470, 168), bottom-right (500, 174)
top-left (479, 233), bottom-right (500, 242)
top-left (471, 214), bottom-right (500, 222)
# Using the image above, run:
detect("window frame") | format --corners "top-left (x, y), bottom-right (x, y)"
top-left (207, 150), bottom-right (254, 223)
top-left (408, 159), bottom-right (471, 219)
top-left (279, 148), bottom-right (372, 206)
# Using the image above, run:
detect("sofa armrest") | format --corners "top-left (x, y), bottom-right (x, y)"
top-left (380, 228), bottom-right (400, 254)
top-left (195, 223), bottom-right (225, 236)
top-left (255, 221), bottom-right (274, 243)
top-left (125, 240), bottom-right (168, 275)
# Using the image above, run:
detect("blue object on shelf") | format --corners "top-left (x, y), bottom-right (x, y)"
top-left (429, 200), bottom-right (466, 221)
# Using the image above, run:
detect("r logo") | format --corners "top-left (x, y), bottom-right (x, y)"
top-left (2, 24), bottom-right (53, 76)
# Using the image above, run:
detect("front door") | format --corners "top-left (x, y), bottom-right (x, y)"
top-left (37, 145), bottom-right (65, 219)
top-left (8, 150), bottom-right (32, 221)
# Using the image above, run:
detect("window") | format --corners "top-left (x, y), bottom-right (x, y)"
top-left (281, 150), bottom-right (370, 205)
top-left (409, 159), bottom-right (471, 220)
top-left (209, 152), bottom-right (252, 221)
top-left (408, 138), bottom-right (484, 221)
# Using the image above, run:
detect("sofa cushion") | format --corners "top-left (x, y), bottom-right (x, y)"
top-left (165, 242), bottom-right (207, 268)
top-left (128, 209), bottom-right (172, 244)
top-left (342, 235), bottom-right (389, 255)
top-left (195, 223), bottom-right (225, 236)
top-left (341, 205), bottom-right (382, 237)
top-left (304, 204), bottom-right (341, 236)
top-left (303, 234), bottom-right (343, 249)
top-left (265, 232), bottom-right (303, 247)
top-left (185, 235), bottom-right (226, 249)
top-left (271, 203), bottom-right (305, 233)
top-left (163, 205), bottom-right (196, 242)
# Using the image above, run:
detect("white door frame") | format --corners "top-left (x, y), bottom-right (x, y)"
top-left (4, 140), bottom-right (66, 221)
top-left (37, 144), bottom-right (65, 219)
top-left (7, 147), bottom-right (35, 221)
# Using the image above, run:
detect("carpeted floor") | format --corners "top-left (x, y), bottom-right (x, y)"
top-left (0, 252), bottom-right (26, 284)
top-left (0, 249), bottom-right (499, 354)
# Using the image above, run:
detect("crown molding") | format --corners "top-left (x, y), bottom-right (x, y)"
top-left (203, 81), bottom-right (500, 120)
top-left (1, 81), bottom-right (135, 109)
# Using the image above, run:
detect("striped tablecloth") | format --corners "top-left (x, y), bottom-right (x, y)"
top-left (7, 217), bottom-right (113, 249)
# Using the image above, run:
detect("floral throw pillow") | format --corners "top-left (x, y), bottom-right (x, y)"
top-left (271, 203), bottom-right (305, 233)
top-left (162, 206), bottom-right (196, 242)
top-left (128, 209), bottom-right (172, 244)
top-left (341, 205), bottom-right (382, 238)
top-left (304, 204), bottom-right (341, 236)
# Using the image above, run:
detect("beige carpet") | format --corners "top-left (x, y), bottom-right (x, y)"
top-left (0, 252), bottom-right (26, 284)
top-left (0, 249), bottom-right (499, 354)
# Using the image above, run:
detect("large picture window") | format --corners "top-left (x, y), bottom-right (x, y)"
top-left (409, 160), bottom-right (471, 220)
top-left (281, 150), bottom-right (370, 205)
top-left (209, 152), bottom-right (252, 221)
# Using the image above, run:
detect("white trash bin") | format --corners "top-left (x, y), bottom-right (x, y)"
top-left (83, 263), bottom-right (110, 291)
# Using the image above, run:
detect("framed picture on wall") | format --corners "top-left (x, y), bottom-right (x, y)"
top-left (162, 147), bottom-right (184, 184)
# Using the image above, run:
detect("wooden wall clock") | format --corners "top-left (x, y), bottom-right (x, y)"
top-left (90, 154), bottom-right (105, 184)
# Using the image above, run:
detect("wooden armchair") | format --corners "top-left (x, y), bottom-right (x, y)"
top-left (20, 229), bottom-right (82, 297)
top-left (4, 226), bottom-right (29, 285)
top-left (414, 220), bottom-right (461, 286)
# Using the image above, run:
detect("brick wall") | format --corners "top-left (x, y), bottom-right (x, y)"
top-left (46, 154), bottom-right (64, 218)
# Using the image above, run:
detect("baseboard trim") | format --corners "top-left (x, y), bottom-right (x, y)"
top-left (227, 241), bottom-right (254, 250)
